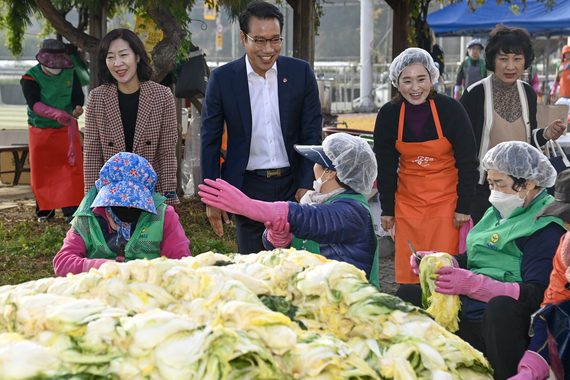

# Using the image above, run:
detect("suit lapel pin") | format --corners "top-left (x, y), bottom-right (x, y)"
top-left (283, 78), bottom-right (287, 83)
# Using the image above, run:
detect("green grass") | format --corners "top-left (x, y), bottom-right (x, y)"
top-left (0, 197), bottom-right (238, 286)
top-left (0, 221), bottom-right (66, 284)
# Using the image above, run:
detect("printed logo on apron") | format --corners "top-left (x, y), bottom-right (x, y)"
top-left (393, 99), bottom-right (460, 283)
top-left (411, 156), bottom-right (434, 167)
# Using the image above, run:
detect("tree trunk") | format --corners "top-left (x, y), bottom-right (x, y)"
top-left (88, 1), bottom-right (106, 89)
top-left (34, 0), bottom-right (100, 54)
top-left (34, 0), bottom-right (187, 85)
top-left (146, 7), bottom-right (188, 83)
top-left (287, 0), bottom-right (315, 68)
top-left (385, 0), bottom-right (410, 97)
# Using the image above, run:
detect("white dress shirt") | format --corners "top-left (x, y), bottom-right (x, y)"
top-left (245, 56), bottom-right (290, 171)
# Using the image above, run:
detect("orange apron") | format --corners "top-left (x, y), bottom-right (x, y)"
top-left (394, 99), bottom-right (460, 283)
top-left (29, 125), bottom-right (84, 210)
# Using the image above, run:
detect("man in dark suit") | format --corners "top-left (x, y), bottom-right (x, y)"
top-left (200, 1), bottom-right (322, 254)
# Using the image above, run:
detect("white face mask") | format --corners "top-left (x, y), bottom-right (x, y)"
top-left (489, 190), bottom-right (525, 218)
top-left (313, 170), bottom-right (329, 193)
top-left (42, 66), bottom-right (62, 76)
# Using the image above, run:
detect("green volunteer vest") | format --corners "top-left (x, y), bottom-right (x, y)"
top-left (21, 64), bottom-right (74, 129)
top-left (70, 54), bottom-right (90, 86)
top-left (291, 193), bottom-right (380, 289)
top-left (466, 191), bottom-right (563, 282)
top-left (464, 57), bottom-right (486, 77)
top-left (71, 187), bottom-right (167, 261)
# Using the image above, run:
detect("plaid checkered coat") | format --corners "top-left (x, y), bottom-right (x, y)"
top-left (83, 81), bottom-right (179, 205)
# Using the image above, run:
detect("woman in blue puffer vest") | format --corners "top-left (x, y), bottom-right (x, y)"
top-left (199, 133), bottom-right (380, 288)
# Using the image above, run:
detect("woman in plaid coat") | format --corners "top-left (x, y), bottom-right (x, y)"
top-left (84, 29), bottom-right (179, 205)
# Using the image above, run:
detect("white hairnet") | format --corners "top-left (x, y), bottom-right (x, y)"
top-left (323, 133), bottom-right (377, 195)
top-left (389, 47), bottom-right (440, 88)
top-left (481, 141), bottom-right (557, 188)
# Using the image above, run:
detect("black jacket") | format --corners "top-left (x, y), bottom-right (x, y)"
top-left (460, 79), bottom-right (548, 154)
top-left (373, 94), bottom-right (480, 216)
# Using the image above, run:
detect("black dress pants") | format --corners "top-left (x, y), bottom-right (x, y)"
top-left (396, 284), bottom-right (534, 380)
top-left (235, 170), bottom-right (296, 254)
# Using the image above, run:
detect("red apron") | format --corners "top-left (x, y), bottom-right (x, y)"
top-left (29, 125), bottom-right (84, 210)
top-left (394, 99), bottom-right (460, 284)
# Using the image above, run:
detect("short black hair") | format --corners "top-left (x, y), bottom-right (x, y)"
top-left (510, 175), bottom-right (533, 190)
top-left (485, 24), bottom-right (535, 72)
top-left (96, 28), bottom-right (153, 85)
top-left (334, 176), bottom-right (352, 191)
top-left (239, 1), bottom-right (284, 35)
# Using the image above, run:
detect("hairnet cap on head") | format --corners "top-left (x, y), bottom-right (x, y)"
top-left (322, 132), bottom-right (378, 195)
top-left (294, 144), bottom-right (335, 170)
top-left (481, 141), bottom-right (557, 188)
top-left (467, 39), bottom-right (485, 50)
top-left (389, 47), bottom-right (440, 88)
top-left (92, 153), bottom-right (158, 214)
top-left (36, 39), bottom-right (74, 69)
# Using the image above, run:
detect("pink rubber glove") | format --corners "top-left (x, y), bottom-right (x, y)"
top-left (434, 266), bottom-right (520, 303)
top-left (454, 85), bottom-right (461, 100)
top-left (459, 219), bottom-right (473, 253)
top-left (198, 178), bottom-right (289, 223)
top-left (410, 250), bottom-right (438, 276)
top-left (410, 251), bottom-right (459, 276)
top-left (508, 351), bottom-right (550, 380)
top-left (264, 216), bottom-right (293, 248)
top-left (67, 118), bottom-right (77, 166)
top-left (32, 102), bottom-right (74, 126)
top-left (551, 81), bottom-right (559, 96)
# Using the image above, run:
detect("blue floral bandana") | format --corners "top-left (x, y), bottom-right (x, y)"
top-left (91, 152), bottom-right (158, 214)
top-left (106, 207), bottom-right (132, 241)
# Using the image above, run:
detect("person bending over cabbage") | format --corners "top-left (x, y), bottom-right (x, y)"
top-left (396, 141), bottom-right (565, 380)
top-left (54, 152), bottom-right (191, 276)
top-left (199, 133), bottom-right (380, 288)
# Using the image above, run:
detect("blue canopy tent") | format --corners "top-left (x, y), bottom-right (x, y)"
top-left (427, 1), bottom-right (570, 37)
top-left (427, 1), bottom-right (570, 102)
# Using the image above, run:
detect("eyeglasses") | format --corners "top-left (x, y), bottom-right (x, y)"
top-left (244, 33), bottom-right (283, 48)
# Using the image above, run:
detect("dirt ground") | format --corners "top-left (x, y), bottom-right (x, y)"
top-left (0, 186), bottom-right (51, 231)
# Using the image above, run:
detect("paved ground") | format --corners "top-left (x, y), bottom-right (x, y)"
top-left (377, 256), bottom-right (397, 295)
top-left (0, 184), bottom-right (399, 294)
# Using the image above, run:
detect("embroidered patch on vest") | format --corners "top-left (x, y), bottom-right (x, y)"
top-left (486, 233), bottom-right (499, 251)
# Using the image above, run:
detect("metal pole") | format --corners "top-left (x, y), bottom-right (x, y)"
top-left (545, 35), bottom-right (551, 105)
top-left (358, 0), bottom-right (374, 112)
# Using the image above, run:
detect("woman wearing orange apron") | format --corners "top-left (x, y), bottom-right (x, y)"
top-left (21, 39), bottom-right (85, 222)
top-left (374, 48), bottom-right (479, 284)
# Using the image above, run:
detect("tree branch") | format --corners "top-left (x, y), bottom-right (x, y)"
top-left (146, 7), bottom-right (188, 83)
top-left (34, 0), bottom-right (100, 54)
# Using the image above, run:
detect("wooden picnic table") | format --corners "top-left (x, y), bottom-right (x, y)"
top-left (0, 145), bottom-right (30, 186)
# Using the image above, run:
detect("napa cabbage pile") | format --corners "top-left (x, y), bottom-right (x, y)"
top-left (0, 249), bottom-right (492, 380)
top-left (419, 252), bottom-right (462, 333)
